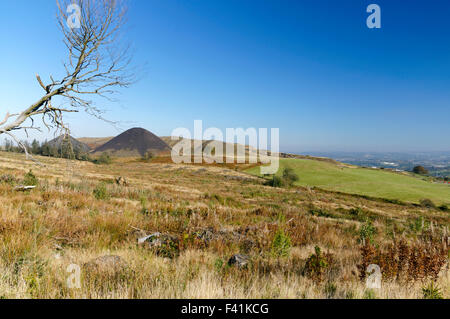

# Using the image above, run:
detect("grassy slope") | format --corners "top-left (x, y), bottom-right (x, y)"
top-left (0, 151), bottom-right (448, 299)
top-left (246, 158), bottom-right (450, 205)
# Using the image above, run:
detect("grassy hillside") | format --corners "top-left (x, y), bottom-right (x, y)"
top-left (0, 151), bottom-right (448, 299)
top-left (246, 158), bottom-right (450, 205)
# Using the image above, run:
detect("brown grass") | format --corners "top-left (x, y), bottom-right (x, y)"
top-left (0, 151), bottom-right (448, 299)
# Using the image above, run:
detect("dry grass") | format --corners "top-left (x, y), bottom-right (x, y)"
top-left (0, 151), bottom-right (448, 299)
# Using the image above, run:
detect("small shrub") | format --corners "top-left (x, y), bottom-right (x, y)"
top-left (144, 234), bottom-right (180, 259)
top-left (364, 289), bottom-right (377, 299)
top-left (413, 165), bottom-right (429, 175)
top-left (304, 246), bottom-right (334, 282)
top-left (266, 168), bottom-right (299, 188)
top-left (266, 175), bottom-right (284, 187)
top-left (142, 151), bottom-right (154, 162)
top-left (420, 199), bottom-right (436, 209)
top-left (345, 207), bottom-right (371, 221)
top-left (214, 258), bottom-right (225, 273)
top-left (409, 216), bottom-right (425, 233)
top-left (93, 153), bottom-right (112, 165)
top-left (270, 229), bottom-right (291, 258)
top-left (438, 204), bottom-right (448, 212)
top-left (282, 167), bottom-right (299, 186)
top-left (93, 183), bottom-right (110, 200)
top-left (324, 281), bottom-right (337, 299)
top-left (422, 282), bottom-right (443, 299)
top-left (23, 170), bottom-right (38, 186)
top-left (359, 219), bottom-right (377, 244)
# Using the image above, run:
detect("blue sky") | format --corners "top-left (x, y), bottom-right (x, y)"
top-left (0, 0), bottom-right (449, 153)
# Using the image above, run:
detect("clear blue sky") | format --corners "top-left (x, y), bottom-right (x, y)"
top-left (0, 0), bottom-right (449, 153)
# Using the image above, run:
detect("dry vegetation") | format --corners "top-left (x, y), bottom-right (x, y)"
top-left (0, 151), bottom-right (448, 299)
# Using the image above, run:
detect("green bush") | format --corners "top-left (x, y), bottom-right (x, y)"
top-left (364, 289), bottom-right (377, 299)
top-left (93, 183), bottom-right (110, 200)
top-left (359, 219), bottom-right (376, 244)
top-left (420, 198), bottom-right (436, 209)
top-left (23, 170), bottom-right (38, 186)
top-left (422, 282), bottom-right (443, 299)
top-left (304, 246), bottom-right (333, 282)
top-left (282, 167), bottom-right (299, 186)
top-left (324, 281), bottom-right (337, 299)
top-left (413, 165), bottom-right (429, 175)
top-left (142, 151), bottom-right (154, 162)
top-left (266, 175), bottom-right (284, 187)
top-left (271, 229), bottom-right (291, 258)
top-left (93, 153), bottom-right (112, 165)
top-left (266, 167), bottom-right (299, 188)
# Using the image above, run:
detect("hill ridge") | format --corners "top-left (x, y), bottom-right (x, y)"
top-left (93, 127), bottom-right (171, 157)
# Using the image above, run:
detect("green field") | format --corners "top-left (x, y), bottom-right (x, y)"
top-left (246, 158), bottom-right (450, 205)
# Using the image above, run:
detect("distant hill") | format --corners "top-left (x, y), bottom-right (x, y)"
top-left (93, 128), bottom-right (171, 157)
top-left (160, 136), bottom-right (263, 162)
top-left (78, 137), bottom-right (114, 150)
top-left (46, 135), bottom-right (91, 154)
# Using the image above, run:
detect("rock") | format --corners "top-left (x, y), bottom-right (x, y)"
top-left (14, 186), bottom-right (36, 192)
top-left (131, 228), bottom-right (148, 240)
top-left (115, 176), bottom-right (128, 186)
top-left (84, 255), bottom-right (127, 274)
top-left (196, 227), bottom-right (215, 244)
top-left (228, 254), bottom-right (250, 268)
top-left (138, 232), bottom-right (179, 258)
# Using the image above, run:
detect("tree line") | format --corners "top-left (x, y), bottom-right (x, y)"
top-left (1, 139), bottom-right (91, 161)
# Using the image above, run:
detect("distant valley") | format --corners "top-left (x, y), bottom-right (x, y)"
top-left (302, 151), bottom-right (450, 178)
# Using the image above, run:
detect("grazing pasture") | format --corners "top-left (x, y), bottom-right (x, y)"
top-left (246, 158), bottom-right (450, 206)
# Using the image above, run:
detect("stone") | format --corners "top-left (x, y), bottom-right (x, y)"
top-left (138, 232), bottom-right (179, 258)
top-left (115, 176), bottom-right (128, 186)
top-left (228, 254), bottom-right (250, 268)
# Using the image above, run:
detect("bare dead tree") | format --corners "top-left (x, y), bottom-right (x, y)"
top-left (0, 0), bottom-right (134, 160)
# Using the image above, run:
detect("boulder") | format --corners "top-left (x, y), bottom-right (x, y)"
top-left (115, 176), bottom-right (128, 186)
top-left (228, 254), bottom-right (250, 268)
top-left (138, 232), bottom-right (180, 258)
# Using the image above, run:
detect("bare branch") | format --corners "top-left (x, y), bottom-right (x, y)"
top-left (0, 0), bottom-right (134, 159)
